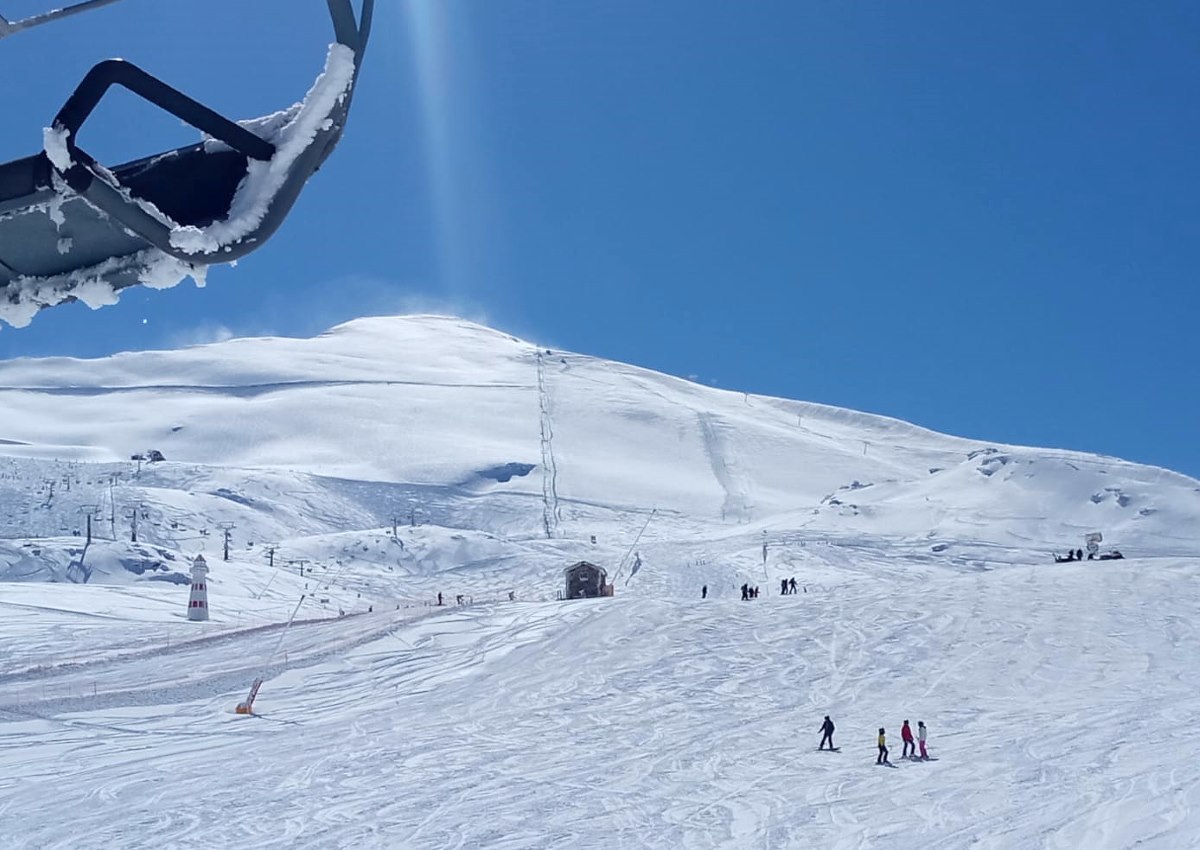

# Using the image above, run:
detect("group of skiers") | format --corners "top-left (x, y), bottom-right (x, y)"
top-left (819, 716), bottom-right (932, 765)
top-left (435, 591), bottom-right (517, 606)
top-left (698, 580), bottom-right (803, 600)
top-left (1053, 548), bottom-right (1124, 563)
top-left (877, 720), bottom-right (929, 765)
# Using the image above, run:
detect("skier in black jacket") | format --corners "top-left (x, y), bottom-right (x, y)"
top-left (819, 715), bottom-right (835, 750)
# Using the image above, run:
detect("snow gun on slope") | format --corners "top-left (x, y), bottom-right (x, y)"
top-left (235, 678), bottom-right (263, 716)
top-left (0, 0), bottom-right (374, 328)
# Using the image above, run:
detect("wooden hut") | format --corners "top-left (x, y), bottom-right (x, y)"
top-left (564, 561), bottom-right (611, 599)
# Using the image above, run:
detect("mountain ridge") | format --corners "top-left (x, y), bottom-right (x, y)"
top-left (0, 314), bottom-right (1196, 595)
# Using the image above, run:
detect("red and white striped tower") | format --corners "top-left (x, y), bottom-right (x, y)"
top-left (187, 554), bottom-right (210, 621)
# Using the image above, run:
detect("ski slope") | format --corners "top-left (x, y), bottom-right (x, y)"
top-left (2, 557), bottom-right (1199, 848)
top-left (0, 315), bottom-right (1198, 848)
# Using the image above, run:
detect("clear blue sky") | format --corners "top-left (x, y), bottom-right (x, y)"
top-left (2, 0), bottom-right (1197, 478)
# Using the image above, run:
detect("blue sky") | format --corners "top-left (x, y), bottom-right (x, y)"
top-left (1, 0), bottom-right (1197, 478)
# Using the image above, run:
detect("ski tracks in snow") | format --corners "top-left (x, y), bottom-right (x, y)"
top-left (4, 563), bottom-right (1200, 847)
top-left (696, 412), bottom-right (753, 524)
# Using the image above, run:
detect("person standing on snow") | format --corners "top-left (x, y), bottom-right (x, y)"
top-left (819, 715), bottom-right (835, 750)
top-left (702, 585), bottom-right (708, 599)
top-left (901, 720), bottom-right (915, 759)
top-left (877, 728), bottom-right (890, 765)
top-left (918, 721), bottom-right (929, 760)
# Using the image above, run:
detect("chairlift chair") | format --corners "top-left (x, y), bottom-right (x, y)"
top-left (0, 0), bottom-right (374, 327)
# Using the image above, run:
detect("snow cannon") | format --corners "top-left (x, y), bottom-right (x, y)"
top-left (235, 678), bottom-right (263, 716)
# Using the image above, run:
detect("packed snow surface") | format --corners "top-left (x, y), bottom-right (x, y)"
top-left (0, 315), bottom-right (1197, 848)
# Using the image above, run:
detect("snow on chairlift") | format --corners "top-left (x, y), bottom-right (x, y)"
top-left (0, 0), bottom-right (374, 328)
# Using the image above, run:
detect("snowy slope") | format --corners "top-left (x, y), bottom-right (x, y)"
top-left (3, 560), bottom-right (1200, 848)
top-left (0, 314), bottom-right (1194, 577)
top-left (1, 314), bottom-right (1199, 849)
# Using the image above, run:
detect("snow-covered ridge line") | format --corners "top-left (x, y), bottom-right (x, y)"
top-left (0, 313), bottom-right (1194, 568)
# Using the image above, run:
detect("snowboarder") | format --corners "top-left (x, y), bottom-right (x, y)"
top-left (918, 720), bottom-right (929, 760)
top-left (702, 585), bottom-right (708, 599)
top-left (877, 728), bottom-right (890, 765)
top-left (819, 715), bottom-right (835, 750)
top-left (901, 720), bottom-right (915, 759)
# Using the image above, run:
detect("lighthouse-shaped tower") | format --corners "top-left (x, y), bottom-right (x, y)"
top-left (187, 555), bottom-right (210, 621)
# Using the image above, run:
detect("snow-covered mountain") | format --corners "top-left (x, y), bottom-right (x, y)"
top-left (3, 315), bottom-right (1200, 849)
top-left (1, 314), bottom-right (1195, 590)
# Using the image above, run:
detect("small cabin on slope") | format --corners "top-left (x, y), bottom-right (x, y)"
top-left (564, 561), bottom-right (613, 599)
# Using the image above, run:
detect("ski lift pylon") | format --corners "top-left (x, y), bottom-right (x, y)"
top-left (0, 0), bottom-right (374, 327)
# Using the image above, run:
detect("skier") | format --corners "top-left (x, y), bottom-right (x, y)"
top-left (901, 720), bottom-right (915, 759)
top-left (877, 728), bottom-right (890, 765)
top-left (789, 577), bottom-right (797, 594)
top-left (741, 584), bottom-right (748, 601)
top-left (918, 720), bottom-right (929, 760)
top-left (437, 592), bottom-right (443, 606)
top-left (781, 578), bottom-right (789, 596)
top-left (819, 715), bottom-right (835, 750)
top-left (702, 585), bottom-right (708, 599)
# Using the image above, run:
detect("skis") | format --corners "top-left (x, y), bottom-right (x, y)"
top-left (879, 756), bottom-right (938, 766)
top-left (817, 747), bottom-right (841, 752)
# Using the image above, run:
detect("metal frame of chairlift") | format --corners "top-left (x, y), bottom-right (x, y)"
top-left (0, 0), bottom-right (374, 313)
